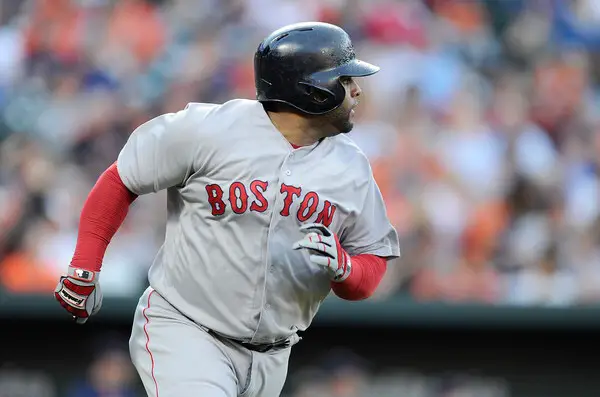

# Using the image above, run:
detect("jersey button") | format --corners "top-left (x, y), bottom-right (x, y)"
top-left (285, 170), bottom-right (291, 176)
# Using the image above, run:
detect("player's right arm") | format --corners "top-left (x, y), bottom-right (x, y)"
top-left (116, 103), bottom-right (212, 195)
top-left (54, 103), bottom-right (211, 323)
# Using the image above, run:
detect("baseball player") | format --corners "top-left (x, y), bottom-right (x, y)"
top-left (54, 22), bottom-right (400, 397)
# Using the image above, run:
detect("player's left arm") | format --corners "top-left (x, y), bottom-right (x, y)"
top-left (294, 166), bottom-right (400, 301)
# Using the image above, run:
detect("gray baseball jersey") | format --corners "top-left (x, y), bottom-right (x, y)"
top-left (117, 99), bottom-right (400, 344)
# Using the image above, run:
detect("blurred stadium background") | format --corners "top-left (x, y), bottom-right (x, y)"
top-left (1, 0), bottom-right (600, 396)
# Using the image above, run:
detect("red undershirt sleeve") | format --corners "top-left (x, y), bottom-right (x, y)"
top-left (70, 162), bottom-right (138, 272)
top-left (330, 254), bottom-right (387, 300)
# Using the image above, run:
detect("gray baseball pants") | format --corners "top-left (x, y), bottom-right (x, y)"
top-left (129, 287), bottom-right (294, 397)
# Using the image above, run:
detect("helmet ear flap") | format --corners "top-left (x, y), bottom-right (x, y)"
top-left (308, 87), bottom-right (329, 104)
top-left (299, 82), bottom-right (336, 107)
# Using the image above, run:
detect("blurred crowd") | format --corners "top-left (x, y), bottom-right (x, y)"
top-left (0, 2), bottom-right (590, 396)
top-left (1, 0), bottom-right (600, 307)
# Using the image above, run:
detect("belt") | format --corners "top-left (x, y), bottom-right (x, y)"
top-left (206, 329), bottom-right (290, 353)
top-left (167, 301), bottom-right (292, 353)
top-left (239, 339), bottom-right (290, 353)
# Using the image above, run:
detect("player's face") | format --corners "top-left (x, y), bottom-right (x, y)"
top-left (318, 77), bottom-right (362, 136)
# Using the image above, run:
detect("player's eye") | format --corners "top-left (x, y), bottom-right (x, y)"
top-left (340, 77), bottom-right (352, 85)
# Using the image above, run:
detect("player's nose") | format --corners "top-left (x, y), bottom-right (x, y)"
top-left (350, 80), bottom-right (362, 98)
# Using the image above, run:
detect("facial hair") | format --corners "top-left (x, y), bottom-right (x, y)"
top-left (321, 103), bottom-right (354, 135)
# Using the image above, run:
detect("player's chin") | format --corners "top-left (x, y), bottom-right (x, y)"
top-left (324, 112), bottom-right (354, 135)
top-left (338, 119), bottom-right (354, 134)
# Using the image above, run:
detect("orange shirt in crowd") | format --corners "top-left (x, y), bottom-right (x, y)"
top-left (106, 0), bottom-right (166, 66)
top-left (0, 252), bottom-right (58, 294)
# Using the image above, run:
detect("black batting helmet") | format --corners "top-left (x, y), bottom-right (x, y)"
top-left (254, 22), bottom-right (380, 115)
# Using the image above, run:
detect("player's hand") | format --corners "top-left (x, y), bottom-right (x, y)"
top-left (54, 266), bottom-right (103, 324)
top-left (293, 223), bottom-right (351, 282)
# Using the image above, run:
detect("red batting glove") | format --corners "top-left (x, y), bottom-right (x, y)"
top-left (292, 223), bottom-right (352, 282)
top-left (54, 266), bottom-right (102, 324)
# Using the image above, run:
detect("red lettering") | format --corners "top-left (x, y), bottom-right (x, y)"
top-left (316, 200), bottom-right (337, 227)
top-left (228, 182), bottom-right (249, 214)
top-left (206, 184), bottom-right (226, 216)
top-left (280, 184), bottom-right (302, 216)
top-left (297, 191), bottom-right (319, 222)
top-left (250, 180), bottom-right (269, 212)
